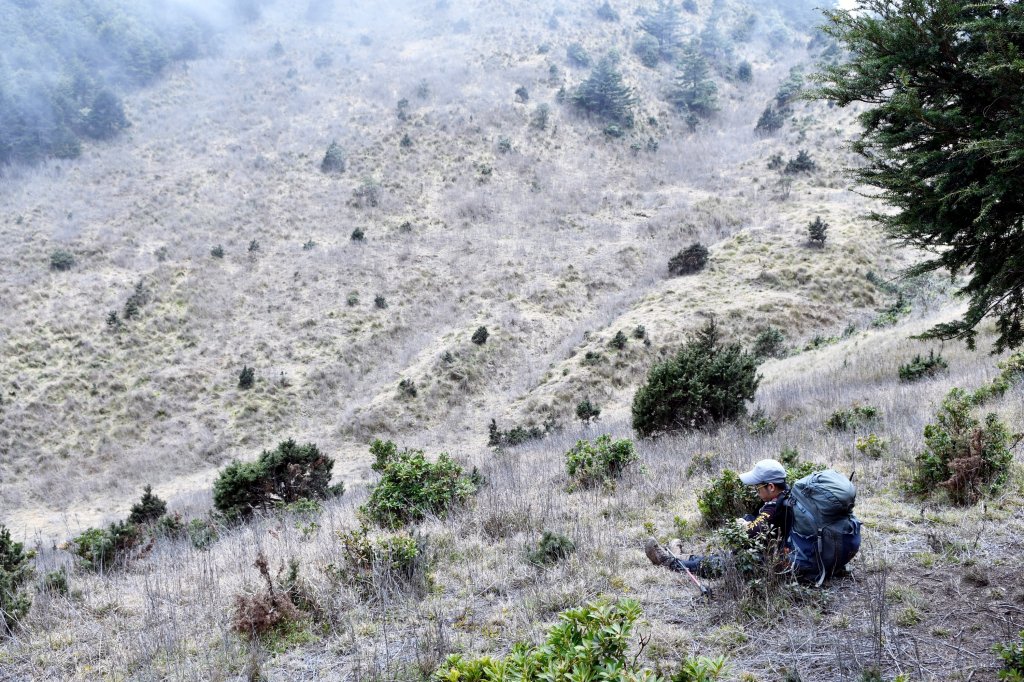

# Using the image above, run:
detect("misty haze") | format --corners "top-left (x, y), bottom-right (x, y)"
top-left (1, 0), bottom-right (1021, 680)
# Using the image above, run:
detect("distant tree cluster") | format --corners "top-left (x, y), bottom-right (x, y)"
top-left (0, 0), bottom-right (214, 166)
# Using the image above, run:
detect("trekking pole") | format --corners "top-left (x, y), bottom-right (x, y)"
top-left (681, 564), bottom-right (712, 599)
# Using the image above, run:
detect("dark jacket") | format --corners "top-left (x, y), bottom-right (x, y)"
top-left (743, 490), bottom-right (793, 546)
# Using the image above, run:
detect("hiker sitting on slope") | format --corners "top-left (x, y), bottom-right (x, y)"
top-left (645, 458), bottom-right (793, 577)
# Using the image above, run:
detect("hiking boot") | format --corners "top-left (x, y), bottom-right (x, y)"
top-left (667, 538), bottom-right (683, 556)
top-left (644, 537), bottom-right (675, 567)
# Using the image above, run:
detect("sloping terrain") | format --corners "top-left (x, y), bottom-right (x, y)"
top-left (3, 1), bottom-right (1023, 680)
top-left (0, 0), bottom-right (908, 536)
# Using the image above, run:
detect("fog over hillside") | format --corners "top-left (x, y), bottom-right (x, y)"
top-left (3, 1), bottom-right (1021, 679)
top-left (2, 0), bottom-right (898, 537)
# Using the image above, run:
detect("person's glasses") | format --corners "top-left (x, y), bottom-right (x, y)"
top-left (753, 483), bottom-right (769, 491)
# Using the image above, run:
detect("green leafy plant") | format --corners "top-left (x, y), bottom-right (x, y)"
top-left (361, 440), bottom-right (478, 528)
top-left (698, 458), bottom-right (825, 528)
top-left (187, 518), bottom-right (218, 550)
top-left (39, 569), bottom-right (68, 597)
top-left (565, 435), bottom-right (638, 489)
top-left (527, 531), bottom-right (576, 566)
top-left (825, 404), bottom-right (879, 431)
top-left (696, 470), bottom-right (761, 528)
top-left (668, 243), bottom-right (710, 276)
top-left (596, 1), bottom-right (619, 21)
top-left (632, 318), bottom-right (760, 437)
top-left (610, 330), bottom-right (628, 350)
top-left (995, 630), bottom-right (1024, 682)
top-left (73, 521), bottom-right (139, 572)
top-left (0, 524), bottom-right (33, 637)
top-left (351, 227), bottom-right (365, 242)
top-left (488, 419), bottom-right (552, 448)
top-left (671, 655), bottom-right (731, 682)
top-left (332, 527), bottom-right (425, 598)
top-left (434, 597), bottom-right (661, 681)
top-left (210, 245), bottom-right (225, 259)
top-left (128, 485), bottom-right (167, 525)
top-left (472, 326), bottom-right (489, 345)
top-left (213, 440), bottom-right (335, 521)
top-left (398, 378), bottom-right (417, 398)
top-left (899, 350), bottom-right (949, 382)
top-left (910, 388), bottom-right (1013, 505)
top-left (970, 350), bottom-right (1024, 403)
top-left (855, 433), bottom-right (888, 460)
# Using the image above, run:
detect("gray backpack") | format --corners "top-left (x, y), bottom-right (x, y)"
top-left (786, 470), bottom-right (862, 586)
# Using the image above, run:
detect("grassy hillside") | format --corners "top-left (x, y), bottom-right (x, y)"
top-left (0, 0), bottom-right (908, 533)
top-left (2, 0), bottom-right (1022, 680)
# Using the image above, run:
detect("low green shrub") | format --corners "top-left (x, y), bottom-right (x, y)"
top-left (320, 141), bottom-right (345, 173)
top-left (807, 216), bottom-right (828, 246)
top-left (747, 407), bottom-right (777, 436)
top-left (434, 598), bottom-right (660, 681)
top-left (899, 350), bottom-right (948, 382)
top-left (49, 249), bottom-right (76, 271)
top-left (910, 388), bottom-right (1013, 505)
top-left (73, 521), bottom-right (139, 572)
top-left (753, 326), bottom-right (786, 360)
top-left (855, 433), bottom-right (888, 459)
top-left (784, 150), bottom-right (816, 174)
top-left (632, 318), bottom-right (760, 437)
top-left (668, 243), bottom-right (709, 276)
top-left (331, 527), bottom-right (425, 598)
top-left (488, 419), bottom-right (554, 448)
top-left (566, 42), bottom-right (591, 67)
top-left (697, 458), bottom-right (825, 527)
top-left (565, 435), bottom-right (638, 488)
top-left (210, 245), bottom-right (225, 259)
top-left (361, 440), bottom-right (478, 528)
top-left (527, 531), bottom-right (575, 566)
top-left (398, 378), bottom-right (417, 398)
top-left (575, 399), bottom-right (601, 423)
top-left (1, 525), bottom-right (33, 637)
top-left (39, 569), bottom-right (68, 597)
top-left (128, 485), bottom-right (167, 525)
top-left (825, 404), bottom-right (879, 431)
top-left (610, 330), bottom-right (628, 350)
top-left (238, 365), bottom-right (255, 389)
top-left (696, 470), bottom-right (760, 527)
top-left (995, 630), bottom-right (1024, 682)
top-left (213, 440), bottom-right (335, 521)
top-left (187, 519), bottom-right (218, 550)
top-left (472, 326), bottom-right (489, 345)
top-left (969, 350), bottom-right (1024, 403)
top-left (670, 655), bottom-right (731, 681)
